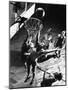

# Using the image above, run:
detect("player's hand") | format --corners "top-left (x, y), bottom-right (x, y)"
top-left (41, 49), bottom-right (45, 52)
top-left (24, 53), bottom-right (30, 55)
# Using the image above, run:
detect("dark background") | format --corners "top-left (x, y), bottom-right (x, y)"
top-left (35, 3), bottom-right (66, 30)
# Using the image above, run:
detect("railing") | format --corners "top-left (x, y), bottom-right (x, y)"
top-left (10, 4), bottom-right (35, 39)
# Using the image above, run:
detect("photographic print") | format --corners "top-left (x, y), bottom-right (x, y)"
top-left (9, 1), bottom-right (66, 89)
